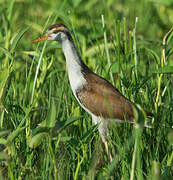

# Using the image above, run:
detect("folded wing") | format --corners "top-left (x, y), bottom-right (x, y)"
top-left (76, 72), bottom-right (134, 121)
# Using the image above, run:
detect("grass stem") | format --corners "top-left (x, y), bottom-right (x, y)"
top-left (101, 15), bottom-right (114, 84)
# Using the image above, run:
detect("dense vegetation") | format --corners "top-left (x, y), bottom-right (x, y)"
top-left (0, 0), bottom-right (173, 179)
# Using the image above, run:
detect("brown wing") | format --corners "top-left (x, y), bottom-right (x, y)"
top-left (76, 73), bottom-right (134, 121)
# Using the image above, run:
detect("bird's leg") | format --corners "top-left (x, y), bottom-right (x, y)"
top-left (92, 115), bottom-right (113, 161)
top-left (102, 135), bottom-right (113, 162)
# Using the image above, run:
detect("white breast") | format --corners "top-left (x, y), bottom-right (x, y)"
top-left (67, 66), bottom-right (86, 93)
top-left (61, 38), bottom-right (87, 96)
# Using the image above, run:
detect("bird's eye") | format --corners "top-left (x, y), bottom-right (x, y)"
top-left (53, 30), bottom-right (59, 34)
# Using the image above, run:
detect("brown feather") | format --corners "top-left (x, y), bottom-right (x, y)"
top-left (76, 71), bottom-right (134, 121)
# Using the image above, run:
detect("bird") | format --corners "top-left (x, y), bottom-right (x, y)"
top-left (32, 24), bottom-right (152, 161)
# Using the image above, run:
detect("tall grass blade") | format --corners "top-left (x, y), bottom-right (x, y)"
top-left (46, 98), bottom-right (56, 128)
top-left (0, 47), bottom-right (12, 59)
top-left (31, 41), bottom-right (47, 104)
top-left (0, 69), bottom-right (9, 102)
top-left (101, 14), bottom-right (114, 83)
top-left (10, 26), bottom-right (30, 52)
top-left (133, 17), bottom-right (138, 80)
top-left (6, 127), bottom-right (25, 146)
top-left (29, 132), bottom-right (48, 148)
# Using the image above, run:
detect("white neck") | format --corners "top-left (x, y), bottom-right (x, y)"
top-left (61, 38), bottom-right (87, 94)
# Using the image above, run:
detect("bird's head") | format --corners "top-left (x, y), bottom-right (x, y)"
top-left (32, 24), bottom-right (71, 43)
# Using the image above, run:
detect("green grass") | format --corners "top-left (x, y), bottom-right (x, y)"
top-left (0, 0), bottom-right (173, 179)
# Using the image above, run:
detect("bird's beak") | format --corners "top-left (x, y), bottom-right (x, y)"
top-left (32, 34), bottom-right (50, 43)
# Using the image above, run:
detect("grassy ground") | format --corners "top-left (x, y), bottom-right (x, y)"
top-left (0, 0), bottom-right (173, 179)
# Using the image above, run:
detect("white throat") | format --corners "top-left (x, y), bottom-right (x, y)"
top-left (61, 38), bottom-right (87, 94)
